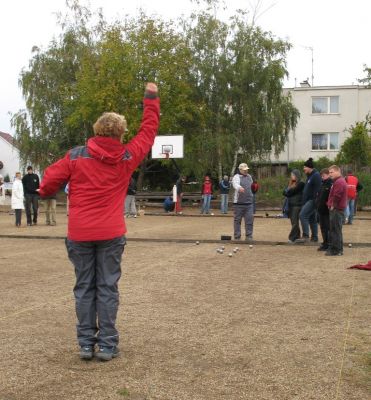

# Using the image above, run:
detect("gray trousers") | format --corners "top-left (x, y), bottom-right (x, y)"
top-left (65, 236), bottom-right (126, 347)
top-left (329, 209), bottom-right (344, 253)
top-left (233, 203), bottom-right (254, 239)
top-left (125, 195), bottom-right (137, 216)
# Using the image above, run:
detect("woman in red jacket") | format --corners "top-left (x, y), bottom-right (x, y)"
top-left (201, 175), bottom-right (213, 214)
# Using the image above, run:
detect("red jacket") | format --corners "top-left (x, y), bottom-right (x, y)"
top-left (327, 176), bottom-right (347, 210)
top-left (346, 174), bottom-right (358, 200)
top-left (39, 97), bottom-right (160, 241)
top-left (202, 180), bottom-right (213, 195)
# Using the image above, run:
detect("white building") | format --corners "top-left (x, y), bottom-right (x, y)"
top-left (0, 131), bottom-right (21, 181)
top-left (272, 84), bottom-right (371, 163)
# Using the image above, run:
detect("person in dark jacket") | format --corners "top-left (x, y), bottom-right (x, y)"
top-left (327, 165), bottom-right (347, 256)
top-left (316, 168), bottom-right (332, 251)
top-left (284, 169), bottom-right (305, 243)
top-left (38, 82), bottom-right (160, 361)
top-left (125, 177), bottom-right (137, 218)
top-left (296, 158), bottom-right (321, 243)
top-left (22, 165), bottom-right (40, 226)
top-left (219, 175), bottom-right (230, 214)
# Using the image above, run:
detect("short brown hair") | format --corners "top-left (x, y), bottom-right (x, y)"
top-left (329, 165), bottom-right (340, 172)
top-left (93, 112), bottom-right (127, 138)
top-left (320, 168), bottom-right (329, 175)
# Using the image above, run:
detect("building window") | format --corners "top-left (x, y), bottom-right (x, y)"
top-left (312, 133), bottom-right (339, 150)
top-left (312, 96), bottom-right (339, 114)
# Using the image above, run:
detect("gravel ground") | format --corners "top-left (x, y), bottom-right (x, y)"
top-left (0, 211), bottom-right (370, 400)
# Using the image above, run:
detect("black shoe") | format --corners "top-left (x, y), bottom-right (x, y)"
top-left (310, 237), bottom-right (318, 242)
top-left (95, 346), bottom-right (119, 361)
top-left (79, 345), bottom-right (94, 360)
top-left (317, 245), bottom-right (328, 251)
top-left (295, 237), bottom-right (310, 243)
top-left (234, 236), bottom-right (241, 240)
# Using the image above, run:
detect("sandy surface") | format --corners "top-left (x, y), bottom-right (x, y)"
top-left (0, 210), bottom-right (370, 400)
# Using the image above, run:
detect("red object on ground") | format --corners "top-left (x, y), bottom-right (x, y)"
top-left (348, 260), bottom-right (371, 270)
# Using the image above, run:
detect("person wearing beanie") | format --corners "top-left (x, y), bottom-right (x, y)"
top-left (315, 168), bottom-right (333, 251)
top-left (283, 169), bottom-right (305, 243)
top-left (38, 82), bottom-right (160, 361)
top-left (295, 158), bottom-right (322, 243)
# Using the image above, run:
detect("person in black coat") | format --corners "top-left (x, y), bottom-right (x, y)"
top-left (22, 165), bottom-right (40, 226)
top-left (284, 169), bottom-right (305, 243)
top-left (316, 168), bottom-right (333, 251)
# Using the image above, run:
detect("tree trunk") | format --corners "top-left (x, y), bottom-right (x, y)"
top-left (230, 147), bottom-right (239, 178)
top-left (217, 146), bottom-right (223, 182)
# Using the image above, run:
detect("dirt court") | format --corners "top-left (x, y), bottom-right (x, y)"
top-left (0, 209), bottom-right (370, 400)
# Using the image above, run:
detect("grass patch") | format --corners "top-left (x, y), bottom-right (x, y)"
top-left (117, 388), bottom-right (130, 397)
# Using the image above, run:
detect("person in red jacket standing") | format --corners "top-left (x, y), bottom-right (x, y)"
top-left (201, 175), bottom-right (213, 214)
top-left (38, 83), bottom-right (160, 361)
top-left (326, 165), bottom-right (347, 256)
top-left (344, 169), bottom-right (361, 225)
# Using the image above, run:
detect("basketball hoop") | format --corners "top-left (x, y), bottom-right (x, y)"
top-left (161, 145), bottom-right (172, 159)
top-left (162, 150), bottom-right (170, 159)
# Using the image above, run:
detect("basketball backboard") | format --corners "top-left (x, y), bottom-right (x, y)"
top-left (151, 135), bottom-right (184, 159)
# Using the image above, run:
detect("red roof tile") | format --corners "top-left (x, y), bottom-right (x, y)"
top-left (0, 131), bottom-right (14, 146)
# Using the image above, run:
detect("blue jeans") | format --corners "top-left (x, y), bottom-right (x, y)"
top-left (201, 194), bottom-right (212, 214)
top-left (220, 194), bottom-right (228, 213)
top-left (345, 199), bottom-right (355, 224)
top-left (299, 199), bottom-right (318, 239)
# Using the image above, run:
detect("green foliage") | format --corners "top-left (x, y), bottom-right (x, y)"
top-left (357, 171), bottom-right (371, 208)
top-left (257, 175), bottom-right (287, 207)
top-left (335, 117), bottom-right (371, 170)
top-left (4, 174), bottom-right (10, 183)
top-left (11, 0), bottom-right (298, 183)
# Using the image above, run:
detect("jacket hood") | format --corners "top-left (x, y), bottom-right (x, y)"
top-left (291, 169), bottom-right (301, 181)
top-left (87, 136), bottom-right (126, 165)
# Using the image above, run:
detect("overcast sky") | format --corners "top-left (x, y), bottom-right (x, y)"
top-left (1, 0), bottom-right (370, 134)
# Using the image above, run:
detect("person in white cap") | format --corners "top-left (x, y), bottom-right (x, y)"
top-left (232, 163), bottom-right (254, 241)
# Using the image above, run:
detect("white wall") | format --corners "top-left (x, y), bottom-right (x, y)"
top-left (271, 85), bottom-right (371, 163)
top-left (0, 137), bottom-right (21, 181)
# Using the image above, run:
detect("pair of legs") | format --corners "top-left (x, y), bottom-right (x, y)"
top-left (299, 200), bottom-right (318, 240)
top-left (45, 199), bottom-right (57, 225)
top-left (125, 195), bottom-right (137, 217)
top-left (25, 193), bottom-right (39, 225)
top-left (65, 236), bottom-right (126, 353)
top-left (328, 209), bottom-right (344, 254)
top-left (288, 206), bottom-right (301, 242)
top-left (201, 194), bottom-right (212, 214)
top-left (318, 212), bottom-right (330, 249)
top-left (175, 195), bottom-right (182, 213)
top-left (14, 209), bottom-right (22, 226)
top-left (220, 194), bottom-right (228, 214)
top-left (234, 203), bottom-right (254, 239)
top-left (345, 199), bottom-right (355, 224)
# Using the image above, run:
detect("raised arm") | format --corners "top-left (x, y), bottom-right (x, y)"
top-left (125, 83), bottom-right (160, 172)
